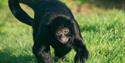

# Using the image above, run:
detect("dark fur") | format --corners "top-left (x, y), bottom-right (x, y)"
top-left (8, 0), bottom-right (89, 63)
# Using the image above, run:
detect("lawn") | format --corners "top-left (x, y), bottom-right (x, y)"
top-left (0, 0), bottom-right (125, 63)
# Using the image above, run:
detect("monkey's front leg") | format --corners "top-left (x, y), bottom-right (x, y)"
top-left (32, 39), bottom-right (52, 63)
top-left (73, 37), bottom-right (89, 63)
top-left (32, 28), bottom-right (53, 63)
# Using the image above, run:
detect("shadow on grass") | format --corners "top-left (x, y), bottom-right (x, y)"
top-left (87, 0), bottom-right (125, 10)
top-left (76, 0), bottom-right (125, 10)
top-left (0, 48), bottom-right (35, 63)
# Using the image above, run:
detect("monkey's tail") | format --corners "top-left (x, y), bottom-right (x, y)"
top-left (8, 0), bottom-right (34, 26)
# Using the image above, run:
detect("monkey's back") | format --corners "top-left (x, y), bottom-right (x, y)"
top-left (33, 1), bottom-right (74, 25)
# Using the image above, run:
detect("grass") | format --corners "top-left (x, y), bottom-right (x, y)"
top-left (0, 1), bottom-right (125, 63)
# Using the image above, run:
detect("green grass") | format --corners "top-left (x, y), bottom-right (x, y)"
top-left (0, 1), bottom-right (125, 63)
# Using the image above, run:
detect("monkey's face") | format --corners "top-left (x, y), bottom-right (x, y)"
top-left (55, 27), bottom-right (71, 44)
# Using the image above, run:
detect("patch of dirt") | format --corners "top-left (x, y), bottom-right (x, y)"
top-left (71, 4), bottom-right (92, 14)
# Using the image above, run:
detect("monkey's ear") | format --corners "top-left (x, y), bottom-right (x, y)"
top-left (8, 0), bottom-right (34, 26)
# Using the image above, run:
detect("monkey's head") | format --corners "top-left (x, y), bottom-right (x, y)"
top-left (49, 16), bottom-right (73, 44)
top-left (55, 27), bottom-right (71, 44)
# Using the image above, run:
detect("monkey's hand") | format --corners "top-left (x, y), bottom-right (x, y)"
top-left (74, 50), bottom-right (88, 63)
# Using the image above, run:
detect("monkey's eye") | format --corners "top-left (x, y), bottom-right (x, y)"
top-left (56, 31), bottom-right (62, 36)
top-left (63, 29), bottom-right (69, 34)
top-left (64, 30), bottom-right (69, 34)
top-left (56, 27), bottom-right (70, 36)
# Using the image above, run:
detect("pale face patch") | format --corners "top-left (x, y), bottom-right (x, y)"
top-left (55, 27), bottom-right (71, 44)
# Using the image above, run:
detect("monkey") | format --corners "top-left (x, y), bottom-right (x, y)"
top-left (8, 0), bottom-right (89, 63)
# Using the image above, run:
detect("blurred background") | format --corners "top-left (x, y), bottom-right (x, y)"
top-left (0, 0), bottom-right (125, 63)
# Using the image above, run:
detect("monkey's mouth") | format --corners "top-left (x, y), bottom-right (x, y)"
top-left (57, 37), bottom-right (70, 44)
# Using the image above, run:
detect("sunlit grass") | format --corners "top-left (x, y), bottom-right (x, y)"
top-left (0, 1), bottom-right (125, 63)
